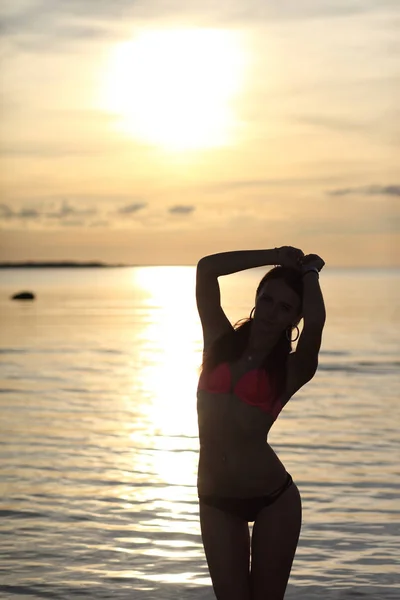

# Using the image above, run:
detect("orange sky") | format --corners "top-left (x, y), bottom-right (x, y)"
top-left (0, 1), bottom-right (399, 266)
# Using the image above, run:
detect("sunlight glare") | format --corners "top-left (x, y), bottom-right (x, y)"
top-left (101, 28), bottom-right (248, 151)
top-left (128, 267), bottom-right (201, 488)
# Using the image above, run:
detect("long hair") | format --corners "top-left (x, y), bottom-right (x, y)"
top-left (200, 266), bottom-right (304, 400)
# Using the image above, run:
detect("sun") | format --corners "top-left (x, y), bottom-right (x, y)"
top-left (100, 28), bottom-right (248, 151)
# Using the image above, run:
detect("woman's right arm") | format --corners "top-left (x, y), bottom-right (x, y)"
top-left (197, 248), bottom-right (280, 277)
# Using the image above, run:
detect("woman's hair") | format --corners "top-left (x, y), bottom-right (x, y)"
top-left (200, 266), bottom-right (304, 400)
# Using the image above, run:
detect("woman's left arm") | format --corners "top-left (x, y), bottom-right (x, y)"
top-left (290, 270), bottom-right (326, 383)
top-left (302, 271), bottom-right (326, 325)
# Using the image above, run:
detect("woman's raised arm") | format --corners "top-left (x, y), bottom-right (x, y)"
top-left (197, 246), bottom-right (303, 277)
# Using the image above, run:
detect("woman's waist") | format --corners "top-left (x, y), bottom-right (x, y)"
top-left (198, 429), bottom-right (271, 450)
top-left (199, 438), bottom-right (282, 467)
top-left (197, 441), bottom-right (287, 496)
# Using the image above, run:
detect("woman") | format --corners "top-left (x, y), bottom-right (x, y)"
top-left (195, 246), bottom-right (326, 600)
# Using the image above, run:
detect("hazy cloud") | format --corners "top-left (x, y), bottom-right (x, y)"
top-left (3, 0), bottom-right (398, 26)
top-left (19, 208), bottom-right (40, 219)
top-left (0, 2), bottom-right (124, 51)
top-left (0, 198), bottom-right (198, 227)
top-left (60, 219), bottom-right (88, 227)
top-left (2, 0), bottom-right (398, 52)
top-left (0, 204), bottom-right (13, 219)
top-left (117, 202), bottom-right (147, 215)
top-left (0, 204), bottom-right (40, 220)
top-left (222, 0), bottom-right (400, 24)
top-left (327, 184), bottom-right (400, 197)
top-left (295, 115), bottom-right (366, 133)
top-left (46, 200), bottom-right (97, 219)
top-left (168, 205), bottom-right (195, 215)
top-left (200, 176), bottom-right (340, 194)
top-left (0, 145), bottom-right (91, 158)
top-left (0, 199), bottom-right (98, 224)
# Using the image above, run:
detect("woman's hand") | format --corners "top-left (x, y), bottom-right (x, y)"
top-left (276, 246), bottom-right (305, 268)
top-left (300, 253), bottom-right (325, 273)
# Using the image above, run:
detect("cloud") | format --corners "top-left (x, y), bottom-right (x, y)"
top-left (0, 144), bottom-right (108, 158)
top-left (46, 200), bottom-right (97, 219)
top-left (19, 208), bottom-right (41, 219)
top-left (200, 176), bottom-right (340, 194)
top-left (223, 0), bottom-right (400, 24)
top-left (117, 202), bottom-right (147, 215)
top-left (0, 198), bottom-right (195, 229)
top-left (0, 204), bottom-right (40, 220)
top-left (0, 204), bottom-right (13, 218)
top-left (0, 2), bottom-right (127, 51)
top-left (327, 184), bottom-right (400, 197)
top-left (295, 115), bottom-right (366, 133)
top-left (168, 205), bottom-right (195, 215)
top-left (0, 199), bottom-right (98, 225)
top-left (1, 0), bottom-right (398, 52)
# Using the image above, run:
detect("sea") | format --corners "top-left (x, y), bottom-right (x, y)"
top-left (0, 266), bottom-right (399, 600)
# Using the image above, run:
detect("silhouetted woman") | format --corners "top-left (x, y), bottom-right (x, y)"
top-left (196, 246), bottom-right (326, 600)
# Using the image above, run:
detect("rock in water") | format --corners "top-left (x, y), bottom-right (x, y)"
top-left (11, 291), bottom-right (36, 300)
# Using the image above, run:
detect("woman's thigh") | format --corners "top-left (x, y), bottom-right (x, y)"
top-left (250, 482), bottom-right (302, 600)
top-left (199, 500), bottom-right (251, 600)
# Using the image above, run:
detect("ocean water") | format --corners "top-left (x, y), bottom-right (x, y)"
top-left (0, 266), bottom-right (399, 600)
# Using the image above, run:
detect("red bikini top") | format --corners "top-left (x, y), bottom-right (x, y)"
top-left (197, 362), bottom-right (283, 421)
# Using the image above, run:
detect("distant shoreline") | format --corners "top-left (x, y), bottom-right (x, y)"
top-left (0, 262), bottom-right (132, 268)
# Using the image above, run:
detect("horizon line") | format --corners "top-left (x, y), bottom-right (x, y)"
top-left (0, 261), bottom-right (398, 270)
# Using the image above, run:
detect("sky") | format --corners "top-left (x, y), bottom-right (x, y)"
top-left (0, 0), bottom-right (399, 266)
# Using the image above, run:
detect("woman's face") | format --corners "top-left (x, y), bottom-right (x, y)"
top-left (254, 278), bottom-right (301, 335)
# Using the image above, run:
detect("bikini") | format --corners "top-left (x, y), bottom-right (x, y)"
top-left (197, 361), bottom-right (293, 522)
top-left (198, 361), bottom-right (284, 419)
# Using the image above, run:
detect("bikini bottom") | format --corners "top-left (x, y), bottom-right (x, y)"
top-left (198, 471), bottom-right (293, 523)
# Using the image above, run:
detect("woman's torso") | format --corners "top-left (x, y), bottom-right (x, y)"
top-left (196, 357), bottom-right (289, 498)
